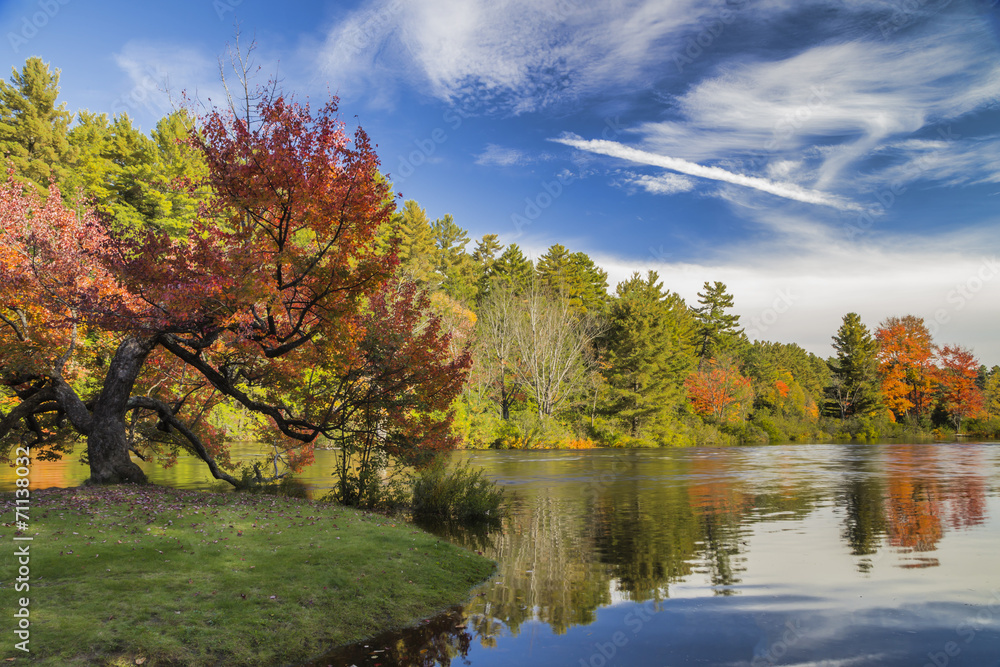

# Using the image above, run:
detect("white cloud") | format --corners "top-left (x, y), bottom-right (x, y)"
top-left (625, 172), bottom-right (696, 196)
top-left (552, 134), bottom-right (863, 211)
top-left (317, 0), bottom-right (717, 111)
top-left (112, 42), bottom-right (220, 124)
top-left (475, 144), bottom-right (532, 167)
top-left (589, 239), bottom-right (1000, 366)
top-left (635, 20), bottom-right (1000, 190)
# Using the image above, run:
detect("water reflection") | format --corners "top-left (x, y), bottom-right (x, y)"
top-left (5, 443), bottom-right (1000, 666)
top-left (319, 443), bottom-right (1000, 666)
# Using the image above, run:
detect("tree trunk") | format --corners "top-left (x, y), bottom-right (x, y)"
top-left (86, 337), bottom-right (156, 485)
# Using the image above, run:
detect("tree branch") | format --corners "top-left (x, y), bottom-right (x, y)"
top-left (127, 396), bottom-right (239, 487)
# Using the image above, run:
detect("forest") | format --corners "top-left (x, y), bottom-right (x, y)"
top-left (2, 57), bottom-right (999, 490)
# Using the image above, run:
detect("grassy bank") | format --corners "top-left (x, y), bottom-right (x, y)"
top-left (0, 486), bottom-right (495, 666)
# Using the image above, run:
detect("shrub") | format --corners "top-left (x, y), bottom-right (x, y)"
top-left (412, 459), bottom-right (506, 523)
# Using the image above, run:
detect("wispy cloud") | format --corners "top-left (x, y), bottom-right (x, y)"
top-left (475, 143), bottom-right (533, 167)
top-left (623, 172), bottom-right (696, 196)
top-left (317, 0), bottom-right (715, 111)
top-left (112, 41), bottom-right (226, 125)
top-left (634, 19), bottom-right (1000, 190)
top-left (553, 134), bottom-right (863, 211)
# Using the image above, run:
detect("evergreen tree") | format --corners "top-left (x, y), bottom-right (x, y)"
top-left (66, 110), bottom-right (209, 237)
top-left (0, 57), bottom-right (76, 193)
top-left (602, 271), bottom-right (696, 440)
top-left (536, 244), bottom-right (609, 315)
top-left (473, 233), bottom-right (503, 302)
top-left (491, 243), bottom-right (533, 292)
top-left (826, 313), bottom-right (882, 419)
top-left (431, 214), bottom-right (478, 305)
top-left (568, 251), bottom-right (609, 316)
top-left (694, 281), bottom-right (744, 360)
top-left (391, 200), bottom-right (436, 283)
top-left (472, 234), bottom-right (502, 272)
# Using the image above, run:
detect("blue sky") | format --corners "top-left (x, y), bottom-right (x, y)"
top-left (2, 0), bottom-right (999, 362)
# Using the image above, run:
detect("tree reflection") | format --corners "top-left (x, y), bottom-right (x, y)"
top-left (324, 445), bottom-right (992, 660)
top-left (840, 452), bottom-right (887, 571)
top-left (309, 606), bottom-right (473, 667)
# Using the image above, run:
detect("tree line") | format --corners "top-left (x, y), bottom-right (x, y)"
top-left (1, 58), bottom-right (997, 494)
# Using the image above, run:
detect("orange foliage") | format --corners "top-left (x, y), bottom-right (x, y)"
top-left (875, 316), bottom-right (936, 419)
top-left (565, 438), bottom-right (597, 449)
top-left (936, 344), bottom-right (984, 430)
top-left (685, 358), bottom-right (754, 423)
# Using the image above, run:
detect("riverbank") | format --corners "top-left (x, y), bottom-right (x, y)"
top-left (0, 486), bottom-right (495, 666)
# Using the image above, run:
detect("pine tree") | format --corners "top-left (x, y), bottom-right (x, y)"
top-left (0, 58), bottom-right (76, 193)
top-left (826, 312), bottom-right (882, 419)
top-left (66, 110), bottom-right (209, 238)
top-left (694, 281), bottom-right (744, 360)
top-left (391, 200), bottom-right (436, 283)
top-left (472, 234), bottom-right (502, 271)
top-left (602, 271), bottom-right (696, 440)
top-left (491, 243), bottom-right (533, 292)
top-left (536, 244), bottom-right (609, 315)
top-left (431, 214), bottom-right (478, 305)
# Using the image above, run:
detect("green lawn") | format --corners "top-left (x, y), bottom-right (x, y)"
top-left (0, 486), bottom-right (495, 666)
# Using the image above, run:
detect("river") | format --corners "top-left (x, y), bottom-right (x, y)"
top-left (5, 443), bottom-right (1000, 666)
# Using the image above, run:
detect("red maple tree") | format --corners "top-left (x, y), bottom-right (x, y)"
top-left (936, 344), bottom-right (984, 432)
top-left (0, 93), bottom-right (470, 487)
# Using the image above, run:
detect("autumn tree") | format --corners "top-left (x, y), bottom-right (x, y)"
top-left (743, 341), bottom-right (826, 422)
top-left (0, 92), bottom-right (468, 487)
top-left (827, 313), bottom-right (882, 419)
top-left (684, 356), bottom-right (754, 424)
top-left (936, 345), bottom-right (984, 432)
top-left (875, 316), bottom-right (936, 421)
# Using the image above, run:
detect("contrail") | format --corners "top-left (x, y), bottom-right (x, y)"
top-left (552, 134), bottom-right (864, 212)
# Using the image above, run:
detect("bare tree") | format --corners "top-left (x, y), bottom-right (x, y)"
top-left (513, 285), bottom-right (601, 418)
top-left (475, 284), bottom-right (521, 420)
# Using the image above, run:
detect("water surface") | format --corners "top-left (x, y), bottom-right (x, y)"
top-left (6, 443), bottom-right (1000, 666)
top-left (317, 444), bottom-right (1000, 667)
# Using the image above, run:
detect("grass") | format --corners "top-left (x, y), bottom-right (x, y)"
top-left (0, 486), bottom-right (495, 666)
